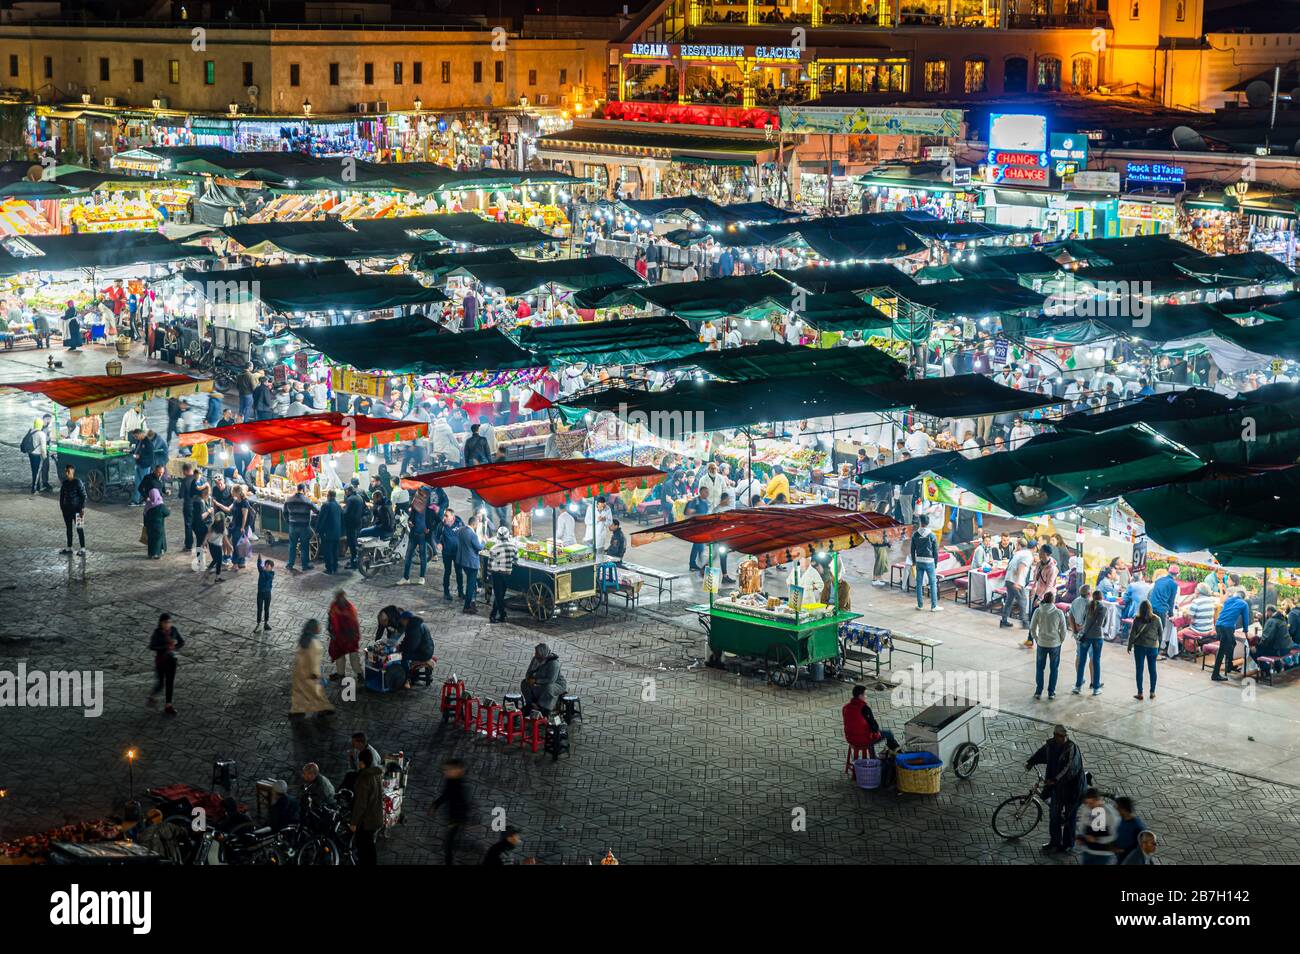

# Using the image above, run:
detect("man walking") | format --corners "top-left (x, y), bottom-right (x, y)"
top-left (456, 518), bottom-right (483, 614)
top-left (1029, 589), bottom-right (1066, 699)
top-left (178, 461), bottom-right (198, 552)
top-left (1026, 725), bottom-right (1086, 854)
top-left (1000, 539), bottom-right (1034, 631)
top-left (488, 525), bottom-right (518, 623)
top-left (57, 463), bottom-right (87, 556)
top-left (437, 508), bottom-right (465, 602)
top-left (910, 514), bottom-right (941, 612)
top-left (431, 758), bottom-right (472, 865)
top-left (343, 484), bottom-right (365, 569)
top-left (21, 417), bottom-right (49, 495)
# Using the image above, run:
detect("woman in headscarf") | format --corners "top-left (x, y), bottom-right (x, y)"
top-left (290, 619), bottom-right (335, 717)
top-left (143, 488), bottom-right (169, 559)
top-left (520, 643), bottom-right (568, 716)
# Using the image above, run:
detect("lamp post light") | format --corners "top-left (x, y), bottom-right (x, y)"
top-left (302, 98), bottom-right (312, 117)
top-left (126, 748), bottom-right (138, 801)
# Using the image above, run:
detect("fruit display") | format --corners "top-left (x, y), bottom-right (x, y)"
top-left (68, 201), bottom-right (160, 233)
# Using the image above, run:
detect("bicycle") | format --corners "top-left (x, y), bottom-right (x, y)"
top-left (992, 768), bottom-right (1118, 841)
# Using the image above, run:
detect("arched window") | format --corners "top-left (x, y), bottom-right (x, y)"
top-left (1004, 56), bottom-right (1028, 93)
top-left (1130, 0), bottom-right (1139, 17)
top-left (1037, 55), bottom-right (1062, 91)
top-left (1071, 56), bottom-right (1093, 90)
top-left (1175, 0), bottom-right (1185, 20)
top-left (964, 58), bottom-right (987, 93)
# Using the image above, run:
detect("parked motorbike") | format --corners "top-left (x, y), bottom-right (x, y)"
top-left (356, 514), bottom-right (409, 579)
top-left (274, 796), bottom-right (355, 866)
top-left (191, 822), bottom-right (288, 866)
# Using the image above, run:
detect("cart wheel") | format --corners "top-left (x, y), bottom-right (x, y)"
top-left (309, 534), bottom-right (320, 561)
top-left (765, 644), bottom-right (799, 689)
top-left (527, 583), bottom-right (555, 621)
top-left (577, 595), bottom-right (601, 613)
top-left (953, 742), bottom-right (980, 779)
top-left (85, 470), bottom-right (105, 503)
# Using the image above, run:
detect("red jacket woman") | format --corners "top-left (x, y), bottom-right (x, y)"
top-left (327, 594), bottom-right (361, 663)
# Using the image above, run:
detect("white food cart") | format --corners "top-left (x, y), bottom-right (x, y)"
top-left (903, 697), bottom-right (986, 779)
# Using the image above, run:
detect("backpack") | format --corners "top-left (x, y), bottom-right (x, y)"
top-left (19, 428), bottom-right (36, 454)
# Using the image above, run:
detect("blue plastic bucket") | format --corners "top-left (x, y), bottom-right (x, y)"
top-left (854, 757), bottom-right (882, 790)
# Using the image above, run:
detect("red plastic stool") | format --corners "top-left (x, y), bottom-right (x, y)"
top-left (844, 743), bottom-right (876, 776)
top-left (476, 701), bottom-right (502, 739)
top-left (440, 676), bottom-right (465, 722)
top-left (496, 708), bottom-right (524, 744)
top-left (456, 694), bottom-right (478, 733)
top-left (522, 715), bottom-right (547, 753)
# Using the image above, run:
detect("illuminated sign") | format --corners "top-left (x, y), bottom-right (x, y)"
top-left (755, 46), bottom-right (802, 60)
top-left (989, 150), bottom-right (1046, 167)
top-left (989, 113), bottom-right (1048, 152)
top-left (1049, 133), bottom-right (1088, 163)
top-left (1125, 161), bottom-right (1185, 186)
top-left (629, 43), bottom-right (673, 57)
top-left (680, 44), bottom-right (745, 59)
top-left (992, 165), bottom-right (1048, 184)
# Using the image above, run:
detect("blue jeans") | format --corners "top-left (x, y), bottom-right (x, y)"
top-left (1035, 644), bottom-right (1061, 696)
top-left (1074, 638), bottom-right (1103, 691)
top-left (239, 394), bottom-right (254, 420)
top-left (915, 563), bottom-right (937, 609)
top-left (287, 525), bottom-right (312, 570)
top-left (689, 543), bottom-right (705, 570)
top-left (131, 464), bottom-right (149, 504)
top-left (1134, 644), bottom-right (1158, 694)
top-left (403, 535), bottom-right (429, 580)
top-left (462, 567), bottom-right (478, 609)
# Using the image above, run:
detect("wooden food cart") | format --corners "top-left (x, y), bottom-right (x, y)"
top-left (637, 504), bottom-right (903, 687)
top-left (414, 458), bottom-right (667, 622)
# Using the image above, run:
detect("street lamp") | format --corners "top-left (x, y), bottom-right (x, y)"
top-left (302, 98), bottom-right (312, 117)
top-left (126, 748), bottom-right (138, 802)
top-left (228, 101), bottom-right (239, 117)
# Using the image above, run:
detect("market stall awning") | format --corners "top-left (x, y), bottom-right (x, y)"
top-left (946, 249), bottom-right (1065, 279)
top-left (1056, 388), bottom-right (1246, 434)
top-left (1174, 251), bottom-right (1296, 285)
top-left (1051, 235), bottom-right (1201, 267)
top-left (0, 232), bottom-right (215, 276)
top-left (182, 260), bottom-right (447, 314)
top-left (411, 248), bottom-right (520, 279)
top-left (894, 279), bottom-right (1047, 317)
top-left (1070, 260), bottom-right (1244, 297)
top-left (646, 339), bottom-right (906, 383)
top-left (456, 255), bottom-right (643, 296)
top-left (775, 263), bottom-right (916, 293)
top-left (863, 373), bottom-right (1063, 418)
top-left (619, 197), bottom-right (800, 225)
top-left (292, 316), bottom-right (538, 374)
top-left (1208, 528), bottom-right (1300, 568)
top-left (1, 372), bottom-right (213, 420)
top-left (794, 291), bottom-right (894, 335)
top-left (1125, 467), bottom-right (1300, 556)
top-left (517, 315), bottom-right (704, 366)
top-left (630, 273), bottom-right (797, 321)
top-left (632, 504), bottom-right (901, 559)
top-left (404, 212), bottom-right (552, 249)
top-left (411, 458), bottom-right (667, 509)
top-left (536, 124), bottom-right (775, 166)
top-left (180, 412), bottom-right (427, 463)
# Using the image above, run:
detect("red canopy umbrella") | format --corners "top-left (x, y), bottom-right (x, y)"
top-left (412, 458), bottom-right (667, 509)
top-left (180, 412), bottom-right (427, 463)
top-left (633, 504), bottom-right (903, 568)
top-left (2, 371), bottom-right (213, 419)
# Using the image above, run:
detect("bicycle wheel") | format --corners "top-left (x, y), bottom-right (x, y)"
top-left (298, 835), bottom-right (341, 866)
top-left (992, 795), bottom-right (1043, 840)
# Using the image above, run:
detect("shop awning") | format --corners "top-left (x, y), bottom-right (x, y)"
top-left (182, 260), bottom-right (447, 314)
top-left (619, 197), bottom-right (800, 225)
top-left (411, 248), bottom-right (520, 279)
top-left (775, 263), bottom-right (916, 293)
top-left (537, 124), bottom-right (774, 165)
top-left (292, 316), bottom-right (538, 375)
top-left (181, 412), bottom-right (426, 463)
top-left (630, 273), bottom-right (797, 321)
top-left (646, 339), bottom-right (906, 383)
top-left (633, 504), bottom-right (901, 558)
top-left (411, 458), bottom-right (667, 509)
top-left (857, 162), bottom-right (962, 192)
top-left (2, 372), bottom-right (213, 420)
top-left (863, 374), bottom-right (1063, 418)
top-left (894, 279), bottom-right (1047, 317)
top-left (456, 255), bottom-right (643, 296)
top-left (517, 315), bottom-right (704, 366)
top-left (0, 232), bottom-right (215, 276)
top-left (1125, 467), bottom-right (1300, 556)
top-left (795, 291), bottom-right (895, 334)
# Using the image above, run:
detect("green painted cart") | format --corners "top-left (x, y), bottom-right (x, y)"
top-left (54, 443), bottom-right (136, 502)
top-left (707, 605), bottom-right (861, 687)
top-left (502, 556), bottom-right (600, 622)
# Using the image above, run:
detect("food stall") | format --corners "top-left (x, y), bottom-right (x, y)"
top-left (2, 371), bottom-right (213, 501)
top-left (180, 412), bottom-right (428, 547)
top-left (414, 458), bottom-right (667, 621)
top-left (634, 504), bottom-right (900, 687)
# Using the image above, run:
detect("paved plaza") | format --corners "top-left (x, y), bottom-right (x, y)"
top-left (3, 346), bottom-right (1300, 864)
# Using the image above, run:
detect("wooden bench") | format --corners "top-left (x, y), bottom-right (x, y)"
top-left (618, 562), bottom-right (683, 604)
top-left (889, 632), bottom-right (943, 672)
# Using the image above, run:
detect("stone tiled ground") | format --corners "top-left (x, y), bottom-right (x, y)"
top-left (3, 344), bottom-right (1300, 863)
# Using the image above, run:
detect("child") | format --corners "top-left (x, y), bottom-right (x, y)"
top-left (257, 558), bottom-right (275, 631)
top-left (208, 514), bottom-right (226, 580)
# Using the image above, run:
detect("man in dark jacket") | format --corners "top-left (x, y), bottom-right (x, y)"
top-left (252, 379), bottom-right (275, 421)
top-left (463, 424), bottom-right (490, 467)
top-left (343, 485), bottom-right (365, 568)
top-left (431, 758), bottom-right (472, 865)
top-left (236, 365), bottom-right (257, 421)
top-left (455, 520), bottom-right (483, 614)
top-left (58, 463), bottom-right (87, 555)
top-left (1026, 724), bottom-right (1086, 854)
top-left (317, 489), bottom-right (344, 574)
top-left (437, 508), bottom-right (465, 602)
top-left (178, 462), bottom-right (198, 551)
top-left (145, 428), bottom-right (168, 469)
top-left (284, 483), bottom-right (319, 572)
top-left (137, 463), bottom-right (169, 504)
top-left (483, 828), bottom-right (521, 865)
top-left (1255, 605), bottom-right (1293, 667)
top-left (397, 611), bottom-right (434, 682)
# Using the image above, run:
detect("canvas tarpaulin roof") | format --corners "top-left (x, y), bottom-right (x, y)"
top-left (793, 291), bottom-right (894, 334)
top-left (632, 504), bottom-right (900, 557)
top-left (1056, 388), bottom-right (1246, 433)
top-left (457, 255), bottom-right (642, 296)
top-left (1175, 251), bottom-right (1295, 285)
top-left (894, 279), bottom-right (1047, 317)
top-left (183, 260), bottom-right (447, 313)
top-left (630, 273), bottom-right (797, 321)
top-left (1069, 260), bottom-right (1245, 297)
top-left (516, 315), bottom-right (704, 366)
top-left (775, 263), bottom-right (916, 293)
top-left (1, 371), bottom-right (213, 420)
top-left (413, 458), bottom-right (667, 509)
top-left (292, 317), bottom-right (538, 374)
top-left (181, 412), bottom-right (427, 462)
top-left (411, 248), bottom-right (520, 279)
top-left (0, 232), bottom-right (214, 276)
top-left (1053, 235), bottom-right (1201, 266)
top-left (645, 339), bottom-right (906, 382)
top-left (1125, 467), bottom-right (1300, 556)
top-left (863, 373), bottom-right (1063, 418)
top-left (221, 215), bottom-right (548, 258)
top-left (619, 197), bottom-right (799, 225)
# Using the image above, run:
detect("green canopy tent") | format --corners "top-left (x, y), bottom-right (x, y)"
top-left (855, 425), bottom-right (1206, 517)
top-left (1174, 251), bottom-right (1296, 286)
top-left (406, 212), bottom-right (552, 248)
top-left (570, 282), bottom-right (652, 310)
top-left (182, 260), bottom-right (447, 314)
top-left (457, 255), bottom-right (642, 296)
top-left (1055, 388), bottom-right (1245, 433)
top-left (1000, 312), bottom-right (1114, 344)
top-left (1211, 528), bottom-right (1300, 567)
top-left (411, 248), bottom-right (520, 280)
top-left (619, 197), bottom-right (800, 225)
top-left (0, 232), bottom-right (215, 277)
top-left (1069, 260), bottom-right (1244, 297)
top-left (916, 249), bottom-right (1064, 282)
top-left (864, 373), bottom-right (1063, 418)
top-left (775, 263), bottom-right (916, 293)
top-left (516, 315), bottom-right (705, 366)
top-left (1125, 467), bottom-right (1300, 556)
top-left (1050, 234), bottom-right (1201, 267)
top-left (893, 279), bottom-right (1047, 317)
top-left (1101, 302), bottom-right (1243, 345)
top-left (794, 291), bottom-right (895, 335)
top-left (630, 273), bottom-right (797, 321)
top-left (645, 339), bottom-right (906, 383)
top-left (292, 316), bottom-right (538, 374)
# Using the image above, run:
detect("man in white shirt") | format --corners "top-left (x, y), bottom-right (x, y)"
top-left (786, 555), bottom-right (823, 603)
top-left (960, 430), bottom-right (981, 459)
top-left (723, 323), bottom-right (743, 348)
top-left (555, 506), bottom-right (577, 547)
top-left (681, 263), bottom-right (698, 283)
top-left (735, 467), bottom-right (763, 509)
top-left (784, 316), bottom-right (803, 346)
top-left (1001, 542), bottom-right (1035, 631)
top-left (845, 331), bottom-right (867, 347)
top-left (700, 321), bottom-right (719, 350)
top-left (1008, 417), bottom-right (1035, 451)
top-left (585, 495), bottom-right (613, 550)
top-left (120, 403), bottom-right (148, 440)
top-left (904, 423), bottom-right (933, 457)
top-left (696, 460), bottom-right (727, 509)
